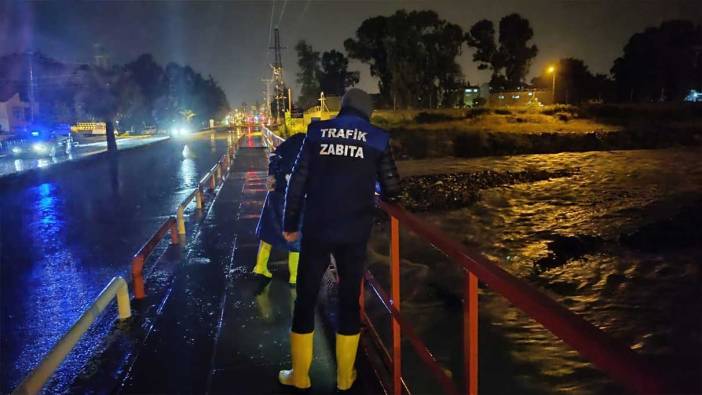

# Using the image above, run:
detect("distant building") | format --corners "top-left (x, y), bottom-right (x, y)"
top-left (93, 43), bottom-right (110, 69)
top-left (0, 91), bottom-right (33, 134)
top-left (488, 88), bottom-right (552, 107)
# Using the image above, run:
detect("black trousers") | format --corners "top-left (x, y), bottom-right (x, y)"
top-left (292, 237), bottom-right (366, 335)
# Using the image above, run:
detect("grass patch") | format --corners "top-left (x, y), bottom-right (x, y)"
top-left (379, 104), bottom-right (702, 159)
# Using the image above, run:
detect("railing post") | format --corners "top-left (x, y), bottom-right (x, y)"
top-left (215, 164), bottom-right (221, 183)
top-left (209, 172), bottom-right (216, 190)
top-left (196, 186), bottom-right (204, 209)
top-left (116, 278), bottom-right (132, 320)
top-left (169, 219), bottom-right (180, 245)
top-left (132, 255), bottom-right (145, 300)
top-left (390, 216), bottom-right (401, 395)
top-left (359, 280), bottom-right (365, 319)
top-left (464, 271), bottom-right (478, 395)
top-left (176, 205), bottom-right (186, 235)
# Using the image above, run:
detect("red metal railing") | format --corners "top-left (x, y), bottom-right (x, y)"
top-left (131, 217), bottom-right (179, 299)
top-left (262, 126), bottom-right (285, 150)
top-left (361, 200), bottom-right (667, 395)
top-left (134, 132), bottom-right (240, 298)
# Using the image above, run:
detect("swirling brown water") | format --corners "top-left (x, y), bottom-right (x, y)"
top-left (367, 148), bottom-right (702, 394)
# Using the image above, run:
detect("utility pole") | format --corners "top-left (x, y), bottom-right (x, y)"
top-left (262, 78), bottom-right (272, 121)
top-left (319, 91), bottom-right (328, 112)
top-left (27, 52), bottom-right (35, 123)
top-left (269, 27), bottom-right (287, 125)
top-left (288, 88), bottom-right (293, 114)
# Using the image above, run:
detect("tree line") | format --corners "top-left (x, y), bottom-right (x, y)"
top-left (295, 10), bottom-right (702, 108)
top-left (0, 52), bottom-right (230, 133)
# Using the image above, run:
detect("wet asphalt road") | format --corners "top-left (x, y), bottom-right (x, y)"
top-left (0, 132), bottom-right (235, 392)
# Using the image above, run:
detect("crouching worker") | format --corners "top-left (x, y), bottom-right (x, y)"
top-left (279, 88), bottom-right (400, 391)
top-left (252, 132), bottom-right (306, 284)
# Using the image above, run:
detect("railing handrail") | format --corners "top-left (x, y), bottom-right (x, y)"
top-left (378, 200), bottom-right (665, 394)
top-left (261, 126), bottom-right (284, 150)
top-left (12, 276), bottom-right (131, 395)
top-left (181, 187), bottom-right (200, 208)
top-left (132, 216), bottom-right (179, 262)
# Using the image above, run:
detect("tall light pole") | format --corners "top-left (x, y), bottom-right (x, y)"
top-left (547, 65), bottom-right (556, 104)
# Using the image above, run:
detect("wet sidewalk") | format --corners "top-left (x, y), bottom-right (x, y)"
top-left (118, 134), bottom-right (382, 394)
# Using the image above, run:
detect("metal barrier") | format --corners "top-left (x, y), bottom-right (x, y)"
top-left (12, 276), bottom-right (131, 395)
top-left (177, 187), bottom-right (204, 234)
top-left (139, 150), bottom-right (235, 298)
top-left (176, 150), bottom-right (235, 235)
top-left (363, 200), bottom-right (667, 395)
top-left (261, 126), bottom-right (285, 151)
top-left (132, 217), bottom-right (180, 300)
top-left (149, 136), bottom-right (238, 297)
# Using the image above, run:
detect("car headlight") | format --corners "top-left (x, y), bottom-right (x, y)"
top-left (11, 146), bottom-right (22, 154)
top-left (171, 127), bottom-right (190, 137)
top-left (32, 143), bottom-right (48, 153)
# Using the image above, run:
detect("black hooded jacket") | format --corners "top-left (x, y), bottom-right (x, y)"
top-left (283, 108), bottom-right (400, 243)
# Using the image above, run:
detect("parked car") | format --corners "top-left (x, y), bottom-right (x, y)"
top-left (7, 124), bottom-right (73, 158)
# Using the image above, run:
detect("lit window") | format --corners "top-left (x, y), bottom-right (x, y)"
top-left (513, 95), bottom-right (520, 99)
top-left (528, 92), bottom-right (533, 96)
top-left (498, 95), bottom-right (504, 99)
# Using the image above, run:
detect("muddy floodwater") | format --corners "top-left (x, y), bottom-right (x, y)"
top-left (366, 148), bottom-right (702, 394)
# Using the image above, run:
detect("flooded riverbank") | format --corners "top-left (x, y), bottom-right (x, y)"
top-left (367, 148), bottom-right (702, 394)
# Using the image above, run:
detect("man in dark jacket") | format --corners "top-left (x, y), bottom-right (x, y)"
top-left (278, 88), bottom-right (400, 391)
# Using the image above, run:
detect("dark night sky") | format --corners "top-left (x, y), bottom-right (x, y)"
top-left (2, 1), bottom-right (701, 107)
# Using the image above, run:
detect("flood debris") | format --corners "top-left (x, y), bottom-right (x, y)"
top-left (398, 168), bottom-right (576, 211)
top-left (533, 234), bottom-right (602, 273)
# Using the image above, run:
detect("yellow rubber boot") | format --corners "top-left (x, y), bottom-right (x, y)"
top-left (252, 241), bottom-right (272, 278)
top-left (336, 333), bottom-right (360, 391)
top-left (288, 251), bottom-right (300, 285)
top-left (279, 332), bottom-right (313, 389)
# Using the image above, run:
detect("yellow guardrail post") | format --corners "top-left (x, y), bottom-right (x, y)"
top-left (13, 276), bottom-right (131, 395)
top-left (176, 205), bottom-right (186, 235)
top-left (209, 171), bottom-right (216, 190)
top-left (196, 186), bottom-right (203, 209)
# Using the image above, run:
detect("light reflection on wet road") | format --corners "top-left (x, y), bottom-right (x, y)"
top-left (0, 132), bottom-right (232, 392)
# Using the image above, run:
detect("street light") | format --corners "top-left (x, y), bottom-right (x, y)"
top-left (547, 65), bottom-right (556, 104)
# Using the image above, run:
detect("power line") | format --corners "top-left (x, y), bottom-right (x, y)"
top-left (267, 0), bottom-right (276, 50)
top-left (277, 0), bottom-right (288, 27)
top-left (290, 0), bottom-right (312, 40)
